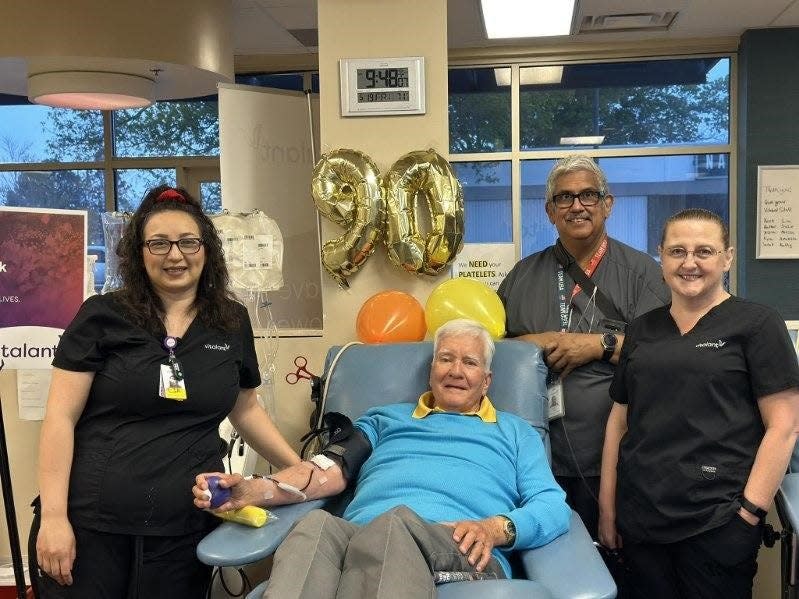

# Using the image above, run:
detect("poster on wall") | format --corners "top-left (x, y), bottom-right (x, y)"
top-left (218, 84), bottom-right (323, 334)
top-left (450, 243), bottom-right (516, 291)
top-left (0, 207), bottom-right (86, 369)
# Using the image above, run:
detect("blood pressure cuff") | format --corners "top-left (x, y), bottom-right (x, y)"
top-left (319, 412), bottom-right (372, 483)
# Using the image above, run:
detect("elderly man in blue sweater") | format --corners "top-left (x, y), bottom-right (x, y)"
top-left (194, 319), bottom-right (570, 599)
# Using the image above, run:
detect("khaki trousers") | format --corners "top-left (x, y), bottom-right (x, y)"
top-left (264, 505), bottom-right (505, 599)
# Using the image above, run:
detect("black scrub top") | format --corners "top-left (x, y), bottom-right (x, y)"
top-left (611, 296), bottom-right (799, 543)
top-left (53, 293), bottom-right (260, 536)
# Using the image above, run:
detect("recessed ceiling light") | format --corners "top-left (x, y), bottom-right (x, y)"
top-left (560, 136), bottom-right (605, 145)
top-left (495, 66), bottom-right (564, 86)
top-left (481, 0), bottom-right (576, 39)
top-left (28, 72), bottom-right (155, 111)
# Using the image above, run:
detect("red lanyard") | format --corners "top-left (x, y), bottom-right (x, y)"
top-left (569, 236), bottom-right (608, 301)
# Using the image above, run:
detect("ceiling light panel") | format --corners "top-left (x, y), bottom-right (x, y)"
top-left (481, 0), bottom-right (576, 38)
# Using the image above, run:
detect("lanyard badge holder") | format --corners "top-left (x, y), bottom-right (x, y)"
top-left (160, 336), bottom-right (188, 401)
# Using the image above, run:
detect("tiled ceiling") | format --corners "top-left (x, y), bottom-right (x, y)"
top-left (233, 0), bottom-right (799, 55)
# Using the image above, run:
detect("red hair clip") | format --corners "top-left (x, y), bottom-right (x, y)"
top-left (156, 189), bottom-right (187, 203)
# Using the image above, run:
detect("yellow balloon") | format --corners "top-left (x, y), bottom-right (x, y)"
top-left (425, 278), bottom-right (506, 339)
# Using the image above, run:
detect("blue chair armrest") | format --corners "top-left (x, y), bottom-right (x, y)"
top-left (779, 474), bottom-right (799, 531)
top-left (247, 580), bottom-right (270, 599)
top-left (520, 511), bottom-right (617, 599)
top-left (196, 500), bottom-right (326, 566)
top-left (437, 579), bottom-right (553, 599)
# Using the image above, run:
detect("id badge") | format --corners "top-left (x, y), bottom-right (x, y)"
top-left (547, 378), bottom-right (565, 421)
top-left (159, 363), bottom-right (188, 401)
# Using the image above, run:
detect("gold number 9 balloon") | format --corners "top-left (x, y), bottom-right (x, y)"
top-left (311, 149), bottom-right (385, 289)
top-left (311, 148), bottom-right (464, 287)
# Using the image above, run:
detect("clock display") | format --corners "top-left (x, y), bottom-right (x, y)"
top-left (357, 91), bottom-right (410, 103)
top-left (356, 68), bottom-right (410, 89)
top-left (340, 57), bottom-right (425, 116)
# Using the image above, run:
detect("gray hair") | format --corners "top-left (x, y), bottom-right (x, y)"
top-left (433, 318), bottom-right (495, 370)
top-left (545, 155), bottom-right (609, 202)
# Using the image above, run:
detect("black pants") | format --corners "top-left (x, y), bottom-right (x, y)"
top-left (29, 501), bottom-right (213, 599)
top-left (555, 474), bottom-right (600, 539)
top-left (622, 515), bottom-right (762, 599)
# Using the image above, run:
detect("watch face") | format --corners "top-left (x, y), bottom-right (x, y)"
top-left (602, 332), bottom-right (617, 349)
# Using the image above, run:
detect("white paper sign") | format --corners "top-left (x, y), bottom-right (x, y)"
top-left (17, 368), bottom-right (52, 421)
top-left (450, 243), bottom-right (516, 290)
top-left (757, 165), bottom-right (799, 258)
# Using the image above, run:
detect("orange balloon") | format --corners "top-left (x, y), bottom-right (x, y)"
top-left (356, 290), bottom-right (426, 344)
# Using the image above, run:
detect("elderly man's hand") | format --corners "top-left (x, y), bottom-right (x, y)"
top-left (193, 472), bottom-right (270, 512)
top-left (443, 516), bottom-right (507, 572)
top-left (543, 332), bottom-right (602, 377)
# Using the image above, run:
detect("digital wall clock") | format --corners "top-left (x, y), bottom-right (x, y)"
top-left (339, 56), bottom-right (425, 117)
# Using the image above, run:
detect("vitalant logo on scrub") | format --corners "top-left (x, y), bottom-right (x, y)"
top-left (204, 343), bottom-right (231, 351)
top-left (695, 339), bottom-right (727, 349)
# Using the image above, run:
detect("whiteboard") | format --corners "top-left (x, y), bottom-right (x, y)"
top-left (757, 165), bottom-right (799, 258)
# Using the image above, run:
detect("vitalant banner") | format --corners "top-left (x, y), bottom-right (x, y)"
top-left (0, 207), bottom-right (86, 368)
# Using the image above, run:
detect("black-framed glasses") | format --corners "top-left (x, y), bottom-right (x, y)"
top-left (550, 189), bottom-right (605, 208)
top-left (144, 238), bottom-right (204, 255)
top-left (662, 246), bottom-right (725, 261)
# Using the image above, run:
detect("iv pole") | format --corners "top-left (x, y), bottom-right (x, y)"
top-left (0, 360), bottom-right (27, 598)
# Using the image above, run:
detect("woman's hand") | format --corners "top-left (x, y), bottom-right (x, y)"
top-left (36, 516), bottom-right (76, 586)
top-left (598, 509), bottom-right (622, 550)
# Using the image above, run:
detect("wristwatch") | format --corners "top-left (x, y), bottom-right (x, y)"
top-left (499, 516), bottom-right (516, 546)
top-left (600, 332), bottom-right (618, 362)
top-left (739, 496), bottom-right (767, 520)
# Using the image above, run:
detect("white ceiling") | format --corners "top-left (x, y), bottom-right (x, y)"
top-left (233, 0), bottom-right (799, 56)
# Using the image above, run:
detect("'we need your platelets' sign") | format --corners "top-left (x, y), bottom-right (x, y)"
top-left (450, 243), bottom-right (515, 291)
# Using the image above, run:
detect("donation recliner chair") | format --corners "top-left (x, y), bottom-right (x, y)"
top-left (197, 340), bottom-right (616, 599)
top-left (774, 448), bottom-right (799, 597)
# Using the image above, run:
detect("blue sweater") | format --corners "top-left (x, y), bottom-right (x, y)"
top-left (342, 402), bottom-right (570, 577)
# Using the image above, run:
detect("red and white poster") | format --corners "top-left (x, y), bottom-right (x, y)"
top-left (0, 207), bottom-right (86, 368)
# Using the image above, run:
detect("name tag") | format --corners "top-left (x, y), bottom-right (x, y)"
top-left (547, 378), bottom-right (565, 421)
top-left (159, 363), bottom-right (188, 401)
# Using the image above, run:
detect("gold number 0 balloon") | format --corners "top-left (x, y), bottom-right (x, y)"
top-left (311, 149), bottom-right (385, 289)
top-left (383, 149), bottom-right (464, 275)
top-left (311, 148), bottom-right (464, 287)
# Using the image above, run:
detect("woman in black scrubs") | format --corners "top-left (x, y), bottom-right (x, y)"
top-left (599, 208), bottom-right (799, 599)
top-left (32, 185), bottom-right (301, 598)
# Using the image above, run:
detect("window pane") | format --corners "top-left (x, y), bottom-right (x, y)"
top-left (449, 68), bottom-right (511, 154)
top-left (520, 154), bottom-right (730, 258)
top-left (113, 99), bottom-right (219, 158)
top-left (236, 72), bottom-right (320, 94)
top-left (520, 57), bottom-right (730, 150)
top-left (200, 181), bottom-right (221, 213)
top-left (0, 105), bottom-right (103, 163)
top-left (452, 161), bottom-right (512, 242)
top-left (0, 169), bottom-right (104, 244)
top-left (115, 169), bottom-right (176, 212)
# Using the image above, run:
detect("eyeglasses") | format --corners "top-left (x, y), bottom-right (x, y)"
top-left (550, 190), bottom-right (605, 208)
top-left (143, 238), bottom-right (203, 255)
top-left (662, 246), bottom-right (725, 261)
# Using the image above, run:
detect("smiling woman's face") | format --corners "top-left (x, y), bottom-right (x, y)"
top-left (141, 210), bottom-right (205, 298)
top-left (659, 218), bottom-right (733, 303)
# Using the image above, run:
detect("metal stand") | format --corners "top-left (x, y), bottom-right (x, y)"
top-left (0, 360), bottom-right (27, 598)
